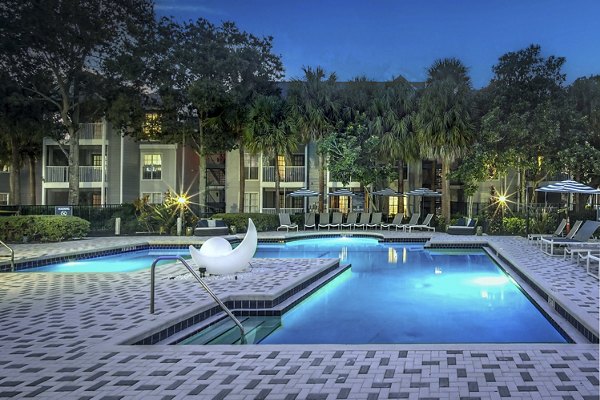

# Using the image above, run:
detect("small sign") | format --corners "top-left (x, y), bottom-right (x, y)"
top-left (55, 206), bottom-right (73, 216)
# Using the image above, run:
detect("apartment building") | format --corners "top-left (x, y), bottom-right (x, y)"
top-left (1, 118), bottom-right (516, 217)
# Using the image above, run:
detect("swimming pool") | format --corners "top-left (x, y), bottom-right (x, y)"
top-left (22, 248), bottom-right (190, 273)
top-left (180, 238), bottom-right (568, 344)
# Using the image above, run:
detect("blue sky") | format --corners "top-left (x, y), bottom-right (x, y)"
top-left (155, 0), bottom-right (600, 87)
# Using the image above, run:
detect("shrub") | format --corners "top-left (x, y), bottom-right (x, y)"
top-left (502, 216), bottom-right (526, 235)
top-left (0, 215), bottom-right (90, 242)
top-left (211, 213), bottom-right (279, 232)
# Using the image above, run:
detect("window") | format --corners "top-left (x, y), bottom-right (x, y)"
top-left (277, 155), bottom-right (286, 180)
top-left (0, 193), bottom-right (8, 205)
top-left (244, 155), bottom-right (259, 180)
top-left (142, 192), bottom-right (163, 204)
top-left (244, 192), bottom-right (259, 213)
top-left (92, 192), bottom-right (102, 206)
top-left (338, 196), bottom-right (349, 213)
top-left (142, 154), bottom-right (162, 180)
top-left (92, 154), bottom-right (102, 167)
top-left (389, 196), bottom-right (399, 216)
top-left (143, 112), bottom-right (161, 138)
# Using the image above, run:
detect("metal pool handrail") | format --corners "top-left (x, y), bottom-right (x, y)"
top-left (150, 256), bottom-right (246, 343)
top-left (0, 239), bottom-right (14, 272)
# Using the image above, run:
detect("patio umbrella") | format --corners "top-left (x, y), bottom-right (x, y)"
top-left (405, 187), bottom-right (442, 216)
top-left (328, 188), bottom-right (356, 197)
top-left (287, 188), bottom-right (320, 212)
top-left (535, 179), bottom-right (600, 225)
top-left (328, 188), bottom-right (355, 212)
top-left (372, 188), bottom-right (404, 215)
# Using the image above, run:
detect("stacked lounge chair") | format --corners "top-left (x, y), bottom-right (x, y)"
top-left (341, 212), bottom-right (358, 229)
top-left (277, 213), bottom-right (298, 231)
top-left (527, 218), bottom-right (566, 245)
top-left (540, 220), bottom-right (600, 256)
top-left (408, 213), bottom-right (435, 232)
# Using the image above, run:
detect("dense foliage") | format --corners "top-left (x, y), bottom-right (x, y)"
top-left (0, 216), bottom-right (89, 242)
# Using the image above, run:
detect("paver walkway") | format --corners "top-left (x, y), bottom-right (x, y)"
top-left (0, 232), bottom-right (598, 399)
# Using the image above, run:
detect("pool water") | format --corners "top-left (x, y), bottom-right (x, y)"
top-left (23, 249), bottom-right (190, 273)
top-left (188, 238), bottom-right (567, 344)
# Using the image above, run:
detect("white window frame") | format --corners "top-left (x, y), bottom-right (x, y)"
top-left (0, 193), bottom-right (8, 205)
top-left (141, 154), bottom-right (162, 181)
top-left (244, 192), bottom-right (259, 213)
top-left (142, 192), bottom-right (163, 204)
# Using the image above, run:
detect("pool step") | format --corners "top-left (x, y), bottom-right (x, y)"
top-left (181, 316), bottom-right (281, 345)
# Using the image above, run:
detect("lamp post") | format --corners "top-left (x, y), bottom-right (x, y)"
top-left (498, 194), bottom-right (507, 234)
top-left (177, 195), bottom-right (188, 236)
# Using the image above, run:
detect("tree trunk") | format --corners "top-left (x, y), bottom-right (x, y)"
top-left (67, 127), bottom-right (80, 205)
top-left (9, 136), bottom-right (21, 205)
top-left (318, 153), bottom-right (326, 212)
top-left (239, 144), bottom-right (246, 213)
top-left (397, 159), bottom-right (404, 213)
top-left (275, 155), bottom-right (281, 213)
top-left (441, 158), bottom-right (451, 223)
top-left (29, 155), bottom-right (36, 205)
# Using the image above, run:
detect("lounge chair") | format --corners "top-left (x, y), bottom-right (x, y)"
top-left (540, 220), bottom-right (600, 256)
top-left (366, 212), bottom-right (383, 229)
top-left (527, 218), bottom-right (566, 245)
top-left (583, 253), bottom-right (600, 279)
top-left (447, 217), bottom-right (476, 235)
top-left (194, 219), bottom-right (229, 236)
top-left (381, 213), bottom-right (404, 230)
top-left (277, 213), bottom-right (298, 231)
top-left (304, 212), bottom-right (316, 230)
top-left (341, 212), bottom-right (358, 229)
top-left (354, 212), bottom-right (371, 230)
top-left (538, 220), bottom-right (582, 249)
top-left (408, 213), bottom-right (435, 232)
top-left (318, 212), bottom-right (330, 230)
top-left (399, 213), bottom-right (420, 232)
top-left (328, 212), bottom-right (343, 230)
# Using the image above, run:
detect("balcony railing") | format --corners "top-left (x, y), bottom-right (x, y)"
top-left (262, 207), bottom-right (304, 215)
top-left (79, 123), bottom-right (104, 140)
top-left (262, 166), bottom-right (305, 183)
top-left (45, 166), bottom-right (103, 183)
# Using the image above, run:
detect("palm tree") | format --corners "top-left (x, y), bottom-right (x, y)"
top-left (288, 66), bottom-right (339, 212)
top-left (417, 58), bottom-right (474, 223)
top-left (246, 95), bottom-right (299, 213)
top-left (371, 77), bottom-right (419, 210)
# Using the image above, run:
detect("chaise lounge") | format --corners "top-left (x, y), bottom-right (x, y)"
top-left (194, 219), bottom-right (229, 236)
top-left (447, 217), bottom-right (476, 235)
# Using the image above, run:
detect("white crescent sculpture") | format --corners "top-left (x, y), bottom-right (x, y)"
top-left (189, 218), bottom-right (257, 275)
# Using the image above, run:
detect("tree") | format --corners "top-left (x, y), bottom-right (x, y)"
top-left (417, 58), bottom-right (474, 222)
top-left (372, 77), bottom-right (419, 206)
top-left (246, 96), bottom-right (298, 213)
top-left (486, 44), bottom-right (567, 208)
top-left (145, 18), bottom-right (283, 212)
top-left (0, 73), bottom-right (56, 204)
top-left (288, 67), bottom-right (340, 212)
top-left (0, 0), bottom-right (155, 204)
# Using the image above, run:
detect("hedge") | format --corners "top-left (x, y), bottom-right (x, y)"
top-left (211, 213), bottom-right (279, 232)
top-left (0, 215), bottom-right (90, 242)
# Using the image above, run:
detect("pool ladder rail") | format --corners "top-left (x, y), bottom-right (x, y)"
top-left (149, 256), bottom-right (246, 344)
top-left (0, 239), bottom-right (14, 272)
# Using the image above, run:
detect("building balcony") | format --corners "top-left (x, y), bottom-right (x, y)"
top-left (262, 166), bottom-right (305, 183)
top-left (79, 123), bottom-right (104, 140)
top-left (261, 207), bottom-right (304, 215)
top-left (45, 166), bottom-right (103, 183)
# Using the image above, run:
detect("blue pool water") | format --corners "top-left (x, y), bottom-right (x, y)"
top-left (254, 238), bottom-right (567, 344)
top-left (23, 249), bottom-right (190, 273)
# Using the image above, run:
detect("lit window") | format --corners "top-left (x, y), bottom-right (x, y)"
top-left (338, 196), bottom-right (349, 213)
top-left (389, 196), bottom-right (399, 216)
top-left (92, 154), bottom-right (102, 167)
top-left (143, 113), bottom-right (161, 138)
top-left (0, 193), bottom-right (8, 205)
top-left (142, 154), bottom-right (162, 180)
top-left (277, 155), bottom-right (286, 180)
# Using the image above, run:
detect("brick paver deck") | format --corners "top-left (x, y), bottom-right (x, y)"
top-left (0, 231), bottom-right (598, 399)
